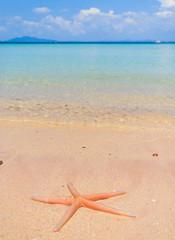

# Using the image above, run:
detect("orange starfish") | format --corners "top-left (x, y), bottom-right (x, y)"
top-left (32, 183), bottom-right (135, 232)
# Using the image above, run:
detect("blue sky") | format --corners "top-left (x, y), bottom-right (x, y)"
top-left (0, 0), bottom-right (175, 41)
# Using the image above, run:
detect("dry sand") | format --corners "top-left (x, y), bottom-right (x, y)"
top-left (0, 120), bottom-right (175, 240)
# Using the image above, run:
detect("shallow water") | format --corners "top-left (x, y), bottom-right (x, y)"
top-left (0, 43), bottom-right (175, 128)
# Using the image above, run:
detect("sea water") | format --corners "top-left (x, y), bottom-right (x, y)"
top-left (0, 43), bottom-right (175, 128)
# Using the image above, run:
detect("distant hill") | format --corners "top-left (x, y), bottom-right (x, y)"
top-left (0, 37), bottom-right (173, 44)
top-left (1, 36), bottom-right (58, 43)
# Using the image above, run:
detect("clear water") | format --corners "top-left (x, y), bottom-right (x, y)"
top-left (0, 43), bottom-right (175, 127)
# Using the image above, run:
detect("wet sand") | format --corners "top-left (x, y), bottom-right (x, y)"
top-left (0, 120), bottom-right (175, 240)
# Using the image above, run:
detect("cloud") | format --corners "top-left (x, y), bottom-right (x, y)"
top-left (41, 8), bottom-right (121, 35)
top-left (3, 6), bottom-right (175, 40)
top-left (4, 9), bottom-right (149, 36)
top-left (22, 20), bottom-right (40, 27)
top-left (44, 15), bottom-right (71, 29)
top-left (0, 25), bottom-right (6, 32)
top-left (158, 0), bottom-right (175, 8)
top-left (123, 11), bottom-right (137, 17)
top-left (33, 7), bottom-right (51, 14)
top-left (76, 7), bottom-right (121, 22)
top-left (125, 17), bottom-right (136, 24)
top-left (60, 9), bottom-right (70, 13)
top-left (80, 7), bottom-right (101, 16)
top-left (7, 16), bottom-right (40, 28)
top-left (155, 10), bottom-right (174, 17)
top-left (43, 15), bottom-right (84, 35)
top-left (7, 16), bottom-right (22, 24)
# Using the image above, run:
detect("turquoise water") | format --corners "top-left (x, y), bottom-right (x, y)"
top-left (0, 43), bottom-right (175, 126)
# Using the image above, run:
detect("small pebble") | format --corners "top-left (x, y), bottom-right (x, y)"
top-left (152, 199), bottom-right (156, 202)
top-left (0, 160), bottom-right (3, 165)
top-left (153, 222), bottom-right (159, 226)
top-left (152, 153), bottom-right (158, 157)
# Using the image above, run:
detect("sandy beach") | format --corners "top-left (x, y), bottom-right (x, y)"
top-left (0, 119), bottom-right (174, 240)
top-left (1, 13), bottom-right (175, 240)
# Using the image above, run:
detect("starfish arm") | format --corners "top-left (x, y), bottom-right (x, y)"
top-left (67, 182), bottom-right (80, 198)
top-left (82, 198), bottom-right (136, 218)
top-left (31, 196), bottom-right (74, 205)
top-left (54, 199), bottom-right (80, 232)
top-left (83, 191), bottom-right (126, 201)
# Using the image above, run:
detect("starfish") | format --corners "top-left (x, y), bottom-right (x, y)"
top-left (32, 183), bottom-right (135, 232)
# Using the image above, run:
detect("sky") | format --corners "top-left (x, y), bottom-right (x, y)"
top-left (0, 0), bottom-right (175, 41)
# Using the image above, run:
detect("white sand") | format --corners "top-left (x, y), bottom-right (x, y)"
top-left (0, 121), bottom-right (175, 240)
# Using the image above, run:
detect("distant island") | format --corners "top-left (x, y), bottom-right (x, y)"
top-left (0, 36), bottom-right (58, 43)
top-left (0, 36), bottom-right (174, 44)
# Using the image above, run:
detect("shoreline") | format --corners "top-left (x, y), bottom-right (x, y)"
top-left (0, 113), bottom-right (175, 134)
top-left (0, 121), bottom-right (175, 239)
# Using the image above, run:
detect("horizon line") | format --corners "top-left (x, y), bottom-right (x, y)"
top-left (1, 41), bottom-right (175, 44)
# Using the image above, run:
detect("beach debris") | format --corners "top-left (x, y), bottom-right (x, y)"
top-left (82, 146), bottom-right (86, 149)
top-left (152, 153), bottom-right (158, 157)
top-left (32, 183), bottom-right (135, 232)
top-left (152, 199), bottom-right (156, 202)
top-left (0, 160), bottom-right (3, 165)
top-left (153, 222), bottom-right (159, 226)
